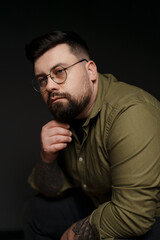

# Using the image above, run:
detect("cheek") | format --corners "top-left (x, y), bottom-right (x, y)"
top-left (81, 76), bottom-right (92, 94)
top-left (78, 78), bottom-right (92, 98)
top-left (41, 92), bottom-right (49, 104)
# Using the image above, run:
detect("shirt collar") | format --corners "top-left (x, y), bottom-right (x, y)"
top-left (83, 73), bottom-right (114, 127)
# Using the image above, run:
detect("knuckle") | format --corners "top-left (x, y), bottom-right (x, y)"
top-left (41, 127), bottom-right (47, 138)
top-left (54, 135), bottom-right (59, 143)
top-left (41, 130), bottom-right (45, 139)
top-left (42, 124), bottom-right (47, 131)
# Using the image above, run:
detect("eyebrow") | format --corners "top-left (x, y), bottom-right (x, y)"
top-left (35, 62), bottom-right (68, 77)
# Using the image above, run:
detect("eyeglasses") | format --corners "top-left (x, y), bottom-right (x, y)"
top-left (32, 59), bottom-right (88, 93)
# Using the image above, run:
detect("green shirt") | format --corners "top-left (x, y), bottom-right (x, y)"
top-left (29, 73), bottom-right (160, 239)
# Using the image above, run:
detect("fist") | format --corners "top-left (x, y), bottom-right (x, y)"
top-left (40, 120), bottom-right (72, 163)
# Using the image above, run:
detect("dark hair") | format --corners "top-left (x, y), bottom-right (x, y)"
top-left (25, 30), bottom-right (90, 63)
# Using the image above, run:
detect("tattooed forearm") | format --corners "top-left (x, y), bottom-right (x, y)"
top-left (72, 217), bottom-right (99, 240)
top-left (34, 160), bottom-right (64, 197)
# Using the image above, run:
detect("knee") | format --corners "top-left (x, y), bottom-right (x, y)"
top-left (23, 194), bottom-right (64, 239)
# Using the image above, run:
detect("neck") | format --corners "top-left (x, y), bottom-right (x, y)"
top-left (77, 86), bottom-right (98, 120)
top-left (76, 100), bottom-right (95, 119)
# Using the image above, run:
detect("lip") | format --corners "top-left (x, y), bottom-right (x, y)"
top-left (51, 97), bottom-right (65, 103)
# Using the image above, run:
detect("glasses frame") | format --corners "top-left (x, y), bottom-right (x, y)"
top-left (32, 58), bottom-right (88, 93)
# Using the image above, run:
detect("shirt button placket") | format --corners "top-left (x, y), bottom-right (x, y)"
top-left (77, 156), bottom-right (87, 189)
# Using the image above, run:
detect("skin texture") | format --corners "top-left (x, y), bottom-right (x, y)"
top-left (60, 217), bottom-right (99, 240)
top-left (33, 43), bottom-right (99, 239)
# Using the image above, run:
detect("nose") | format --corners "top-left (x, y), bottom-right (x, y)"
top-left (45, 75), bottom-right (60, 92)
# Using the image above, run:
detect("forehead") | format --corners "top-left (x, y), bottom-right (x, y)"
top-left (34, 43), bottom-right (77, 74)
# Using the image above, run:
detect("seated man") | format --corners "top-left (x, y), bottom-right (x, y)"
top-left (24, 30), bottom-right (160, 240)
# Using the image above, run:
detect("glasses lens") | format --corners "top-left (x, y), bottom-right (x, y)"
top-left (50, 66), bottom-right (66, 83)
top-left (32, 66), bottom-right (67, 93)
top-left (32, 76), bottom-right (47, 92)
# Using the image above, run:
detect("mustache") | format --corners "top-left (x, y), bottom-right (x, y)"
top-left (50, 92), bottom-right (69, 98)
top-left (48, 92), bottom-right (71, 106)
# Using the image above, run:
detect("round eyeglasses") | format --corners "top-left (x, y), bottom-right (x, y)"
top-left (32, 59), bottom-right (88, 93)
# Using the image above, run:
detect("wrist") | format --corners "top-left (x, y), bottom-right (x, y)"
top-left (40, 149), bottom-right (58, 163)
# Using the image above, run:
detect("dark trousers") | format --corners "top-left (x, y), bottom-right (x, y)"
top-left (24, 188), bottom-right (95, 240)
top-left (24, 189), bottom-right (160, 240)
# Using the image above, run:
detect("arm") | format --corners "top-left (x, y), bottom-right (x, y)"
top-left (33, 120), bottom-right (72, 197)
top-left (90, 103), bottom-right (160, 239)
top-left (61, 217), bottom-right (99, 240)
top-left (34, 158), bottom-right (64, 197)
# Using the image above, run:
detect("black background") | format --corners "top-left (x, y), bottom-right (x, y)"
top-left (0, 1), bottom-right (160, 232)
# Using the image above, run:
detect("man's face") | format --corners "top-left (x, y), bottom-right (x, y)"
top-left (34, 44), bottom-right (97, 123)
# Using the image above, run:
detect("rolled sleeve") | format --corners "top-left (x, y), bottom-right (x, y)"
top-left (90, 103), bottom-right (160, 239)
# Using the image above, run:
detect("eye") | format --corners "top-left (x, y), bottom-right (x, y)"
top-left (37, 77), bottom-right (47, 86)
top-left (50, 66), bottom-right (66, 83)
top-left (51, 66), bottom-right (65, 79)
top-left (54, 68), bottom-right (64, 76)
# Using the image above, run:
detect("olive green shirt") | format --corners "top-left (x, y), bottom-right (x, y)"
top-left (29, 73), bottom-right (160, 239)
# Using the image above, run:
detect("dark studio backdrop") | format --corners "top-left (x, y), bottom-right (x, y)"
top-left (0, 0), bottom-right (159, 235)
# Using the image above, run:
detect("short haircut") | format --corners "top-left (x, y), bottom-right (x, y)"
top-left (25, 30), bottom-right (90, 63)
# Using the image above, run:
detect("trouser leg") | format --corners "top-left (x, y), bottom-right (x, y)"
top-left (23, 188), bottom-right (95, 240)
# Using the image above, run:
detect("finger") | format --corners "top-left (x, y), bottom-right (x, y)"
top-left (46, 135), bottom-right (72, 145)
top-left (44, 120), bottom-right (70, 129)
top-left (46, 143), bottom-right (68, 153)
top-left (47, 127), bottom-right (72, 137)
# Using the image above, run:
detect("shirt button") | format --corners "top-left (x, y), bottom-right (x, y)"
top-left (79, 157), bottom-right (83, 162)
top-left (83, 184), bottom-right (87, 188)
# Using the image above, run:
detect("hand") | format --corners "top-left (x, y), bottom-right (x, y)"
top-left (40, 120), bottom-right (72, 163)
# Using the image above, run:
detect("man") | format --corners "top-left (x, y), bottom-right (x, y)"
top-left (25, 30), bottom-right (160, 240)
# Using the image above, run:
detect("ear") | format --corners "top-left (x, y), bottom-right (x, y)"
top-left (86, 60), bottom-right (98, 83)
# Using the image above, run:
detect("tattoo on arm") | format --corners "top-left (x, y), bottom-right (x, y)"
top-left (34, 160), bottom-right (64, 197)
top-left (72, 217), bottom-right (99, 240)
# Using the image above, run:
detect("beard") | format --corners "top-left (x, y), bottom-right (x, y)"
top-left (47, 91), bottom-right (92, 123)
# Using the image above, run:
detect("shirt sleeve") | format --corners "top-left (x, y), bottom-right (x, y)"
top-left (28, 167), bottom-right (73, 196)
top-left (89, 102), bottom-right (160, 239)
